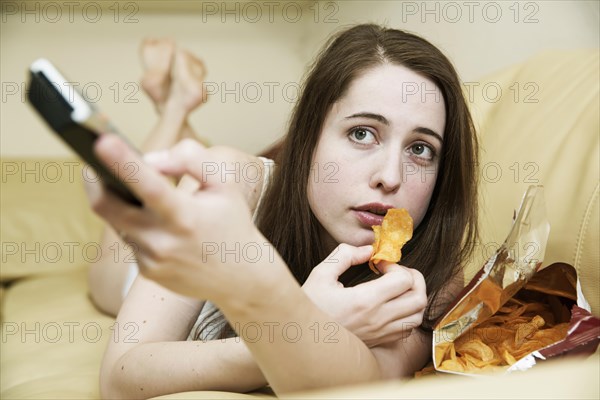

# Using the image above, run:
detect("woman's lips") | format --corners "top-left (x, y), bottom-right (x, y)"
top-left (353, 210), bottom-right (385, 227)
top-left (352, 203), bottom-right (394, 227)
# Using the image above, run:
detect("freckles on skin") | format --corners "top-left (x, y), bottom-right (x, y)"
top-left (406, 179), bottom-right (437, 228)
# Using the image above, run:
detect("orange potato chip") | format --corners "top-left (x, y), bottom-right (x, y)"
top-left (439, 300), bottom-right (570, 374)
top-left (533, 323), bottom-right (569, 343)
top-left (368, 208), bottom-right (413, 274)
top-left (456, 339), bottom-right (495, 362)
top-left (440, 359), bottom-right (464, 373)
top-left (501, 349), bottom-right (517, 365)
top-left (414, 363), bottom-right (437, 378)
top-left (462, 353), bottom-right (502, 369)
top-left (513, 315), bottom-right (545, 346)
top-left (473, 326), bottom-right (513, 344)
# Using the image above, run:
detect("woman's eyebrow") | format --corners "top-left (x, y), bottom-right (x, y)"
top-left (345, 112), bottom-right (389, 125)
top-left (414, 127), bottom-right (444, 144)
top-left (345, 112), bottom-right (443, 144)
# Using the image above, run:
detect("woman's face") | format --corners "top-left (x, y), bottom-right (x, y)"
top-left (308, 64), bottom-right (446, 252)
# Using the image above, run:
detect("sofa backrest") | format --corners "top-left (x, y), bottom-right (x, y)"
top-left (1, 159), bottom-right (104, 281)
top-left (465, 49), bottom-right (599, 316)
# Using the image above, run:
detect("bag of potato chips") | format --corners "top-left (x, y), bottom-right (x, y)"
top-left (433, 185), bottom-right (600, 375)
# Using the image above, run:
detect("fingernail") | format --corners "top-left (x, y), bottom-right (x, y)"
top-left (144, 150), bottom-right (169, 164)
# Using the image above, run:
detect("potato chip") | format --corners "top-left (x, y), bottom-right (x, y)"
top-left (439, 299), bottom-right (570, 374)
top-left (514, 315), bottom-right (545, 346)
top-left (501, 349), bottom-right (517, 365)
top-left (534, 323), bottom-right (569, 342)
top-left (462, 353), bottom-right (501, 369)
top-left (473, 326), bottom-right (513, 344)
top-left (456, 339), bottom-right (495, 362)
top-left (368, 208), bottom-right (413, 274)
top-left (414, 363), bottom-right (436, 378)
top-left (440, 359), bottom-right (464, 372)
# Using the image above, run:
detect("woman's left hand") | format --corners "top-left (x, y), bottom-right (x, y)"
top-left (302, 244), bottom-right (427, 348)
top-left (85, 134), bottom-right (280, 302)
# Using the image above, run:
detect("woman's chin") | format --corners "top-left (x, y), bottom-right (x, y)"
top-left (337, 229), bottom-right (375, 248)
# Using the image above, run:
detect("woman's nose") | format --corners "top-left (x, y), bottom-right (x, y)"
top-left (370, 153), bottom-right (403, 193)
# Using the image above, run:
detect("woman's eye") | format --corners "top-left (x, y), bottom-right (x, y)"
top-left (349, 128), bottom-right (376, 144)
top-left (410, 143), bottom-right (435, 160)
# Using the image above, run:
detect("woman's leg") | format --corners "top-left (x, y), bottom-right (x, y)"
top-left (142, 47), bottom-right (210, 150)
top-left (88, 40), bottom-right (208, 316)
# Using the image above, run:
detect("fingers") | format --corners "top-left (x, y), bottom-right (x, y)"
top-left (357, 263), bottom-right (414, 302)
top-left (358, 301), bottom-right (425, 348)
top-left (85, 139), bottom-right (169, 254)
top-left (367, 318), bottom-right (422, 348)
top-left (83, 160), bottom-right (144, 227)
top-left (362, 279), bottom-right (427, 347)
top-left (82, 170), bottom-right (105, 206)
top-left (145, 141), bottom-right (265, 199)
top-left (94, 134), bottom-right (178, 214)
top-left (318, 244), bottom-right (373, 279)
top-left (378, 261), bottom-right (404, 274)
top-left (144, 139), bottom-right (215, 186)
top-left (86, 179), bottom-right (148, 235)
top-left (176, 174), bottom-right (201, 193)
top-left (380, 286), bottom-right (428, 322)
top-left (407, 267), bottom-right (427, 302)
top-left (375, 267), bottom-right (427, 326)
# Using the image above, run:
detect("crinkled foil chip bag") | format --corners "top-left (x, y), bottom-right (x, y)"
top-left (432, 186), bottom-right (600, 376)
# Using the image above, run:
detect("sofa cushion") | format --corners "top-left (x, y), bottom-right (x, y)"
top-left (0, 269), bottom-right (113, 399)
top-left (152, 390), bottom-right (274, 399)
top-left (1, 158), bottom-right (104, 282)
top-left (465, 50), bottom-right (599, 316)
top-left (284, 352), bottom-right (600, 399)
top-left (0, 270), bottom-right (274, 399)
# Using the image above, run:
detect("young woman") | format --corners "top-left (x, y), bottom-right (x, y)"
top-left (86, 24), bottom-right (478, 398)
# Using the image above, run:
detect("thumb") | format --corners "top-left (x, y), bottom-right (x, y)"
top-left (377, 261), bottom-right (404, 274)
top-left (144, 139), bottom-right (214, 186)
top-left (176, 174), bottom-right (201, 194)
top-left (320, 244), bottom-right (373, 278)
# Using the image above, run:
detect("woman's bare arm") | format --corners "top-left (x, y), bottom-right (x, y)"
top-left (101, 276), bottom-right (429, 399)
top-left (100, 250), bottom-right (432, 398)
top-left (88, 101), bottom-right (189, 316)
top-left (100, 275), bottom-right (268, 399)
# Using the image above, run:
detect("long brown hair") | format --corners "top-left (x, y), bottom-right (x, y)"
top-left (196, 24), bottom-right (478, 339)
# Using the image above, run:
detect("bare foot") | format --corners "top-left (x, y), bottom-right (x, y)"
top-left (166, 49), bottom-right (207, 114)
top-left (140, 38), bottom-right (175, 110)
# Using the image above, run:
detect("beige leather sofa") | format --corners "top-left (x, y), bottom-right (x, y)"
top-left (1, 50), bottom-right (598, 399)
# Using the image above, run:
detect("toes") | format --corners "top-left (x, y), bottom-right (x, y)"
top-left (140, 72), bottom-right (170, 104)
top-left (174, 49), bottom-right (206, 82)
top-left (141, 38), bottom-right (175, 72)
top-left (140, 38), bottom-right (176, 104)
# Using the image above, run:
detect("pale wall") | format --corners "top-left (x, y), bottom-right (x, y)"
top-left (1, 1), bottom-right (310, 157)
top-left (302, 0), bottom-right (600, 80)
top-left (1, 0), bottom-right (598, 157)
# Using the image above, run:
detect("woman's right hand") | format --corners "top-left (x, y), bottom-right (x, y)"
top-left (301, 244), bottom-right (427, 348)
top-left (146, 139), bottom-right (270, 215)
